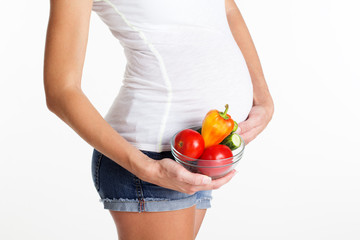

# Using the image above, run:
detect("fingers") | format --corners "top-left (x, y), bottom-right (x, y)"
top-left (173, 161), bottom-right (236, 192)
top-left (237, 106), bottom-right (269, 144)
top-left (236, 118), bottom-right (253, 135)
top-left (208, 170), bottom-right (237, 190)
top-left (179, 169), bottom-right (212, 186)
top-left (239, 126), bottom-right (262, 145)
top-left (159, 158), bottom-right (236, 194)
top-left (179, 170), bottom-right (236, 194)
top-left (237, 114), bottom-right (259, 135)
top-left (237, 118), bottom-right (258, 145)
top-left (162, 158), bottom-right (212, 185)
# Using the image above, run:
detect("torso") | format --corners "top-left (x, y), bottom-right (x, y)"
top-left (92, 0), bottom-right (253, 152)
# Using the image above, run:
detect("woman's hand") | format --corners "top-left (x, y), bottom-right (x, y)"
top-left (140, 158), bottom-right (236, 195)
top-left (236, 102), bottom-right (274, 145)
top-left (225, 0), bottom-right (274, 145)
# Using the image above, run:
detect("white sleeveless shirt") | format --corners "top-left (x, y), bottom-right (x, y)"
top-left (92, 0), bottom-right (253, 152)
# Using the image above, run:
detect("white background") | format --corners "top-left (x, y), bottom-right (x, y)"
top-left (1, 0), bottom-right (359, 239)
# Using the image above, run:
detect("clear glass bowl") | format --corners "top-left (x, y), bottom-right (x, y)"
top-left (170, 127), bottom-right (245, 179)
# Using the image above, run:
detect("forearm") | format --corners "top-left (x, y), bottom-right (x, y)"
top-left (226, 3), bottom-right (274, 111)
top-left (45, 86), bottom-right (153, 177)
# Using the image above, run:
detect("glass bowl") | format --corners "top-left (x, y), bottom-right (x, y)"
top-left (170, 127), bottom-right (245, 179)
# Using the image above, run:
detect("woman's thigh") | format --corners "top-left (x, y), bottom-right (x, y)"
top-left (194, 209), bottom-right (207, 238)
top-left (110, 206), bottom-right (196, 240)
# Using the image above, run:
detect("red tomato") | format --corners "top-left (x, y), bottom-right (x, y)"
top-left (174, 129), bottom-right (205, 160)
top-left (198, 145), bottom-right (233, 177)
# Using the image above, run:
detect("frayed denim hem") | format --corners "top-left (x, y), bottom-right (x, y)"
top-left (195, 197), bottom-right (212, 209)
top-left (100, 194), bottom-right (209, 212)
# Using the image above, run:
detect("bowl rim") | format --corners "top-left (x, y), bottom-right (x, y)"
top-left (170, 126), bottom-right (245, 162)
top-left (174, 152), bottom-right (244, 168)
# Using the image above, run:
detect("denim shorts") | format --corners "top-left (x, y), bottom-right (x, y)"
top-left (91, 148), bottom-right (212, 212)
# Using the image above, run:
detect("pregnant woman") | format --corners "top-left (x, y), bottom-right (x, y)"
top-left (43, 0), bottom-right (274, 239)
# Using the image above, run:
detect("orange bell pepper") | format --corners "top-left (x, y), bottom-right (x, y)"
top-left (201, 104), bottom-right (235, 149)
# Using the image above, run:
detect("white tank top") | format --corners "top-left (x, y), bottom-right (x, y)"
top-left (92, 0), bottom-right (253, 152)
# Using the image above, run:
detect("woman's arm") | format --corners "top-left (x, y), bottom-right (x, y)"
top-left (44, 0), bottom-right (150, 176)
top-left (44, 0), bottom-right (234, 194)
top-left (225, 0), bottom-right (274, 144)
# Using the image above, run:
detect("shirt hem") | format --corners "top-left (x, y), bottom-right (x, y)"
top-left (129, 142), bottom-right (172, 153)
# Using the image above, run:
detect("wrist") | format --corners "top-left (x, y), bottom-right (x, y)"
top-left (139, 158), bottom-right (162, 184)
top-left (253, 93), bottom-right (274, 118)
top-left (126, 149), bottom-right (157, 181)
top-left (138, 157), bottom-right (160, 183)
top-left (258, 97), bottom-right (274, 112)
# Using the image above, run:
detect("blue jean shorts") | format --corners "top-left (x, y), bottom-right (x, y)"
top-left (91, 148), bottom-right (212, 212)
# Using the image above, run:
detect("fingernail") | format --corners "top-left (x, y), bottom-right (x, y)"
top-left (237, 127), bottom-right (241, 133)
top-left (202, 177), bottom-right (212, 184)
